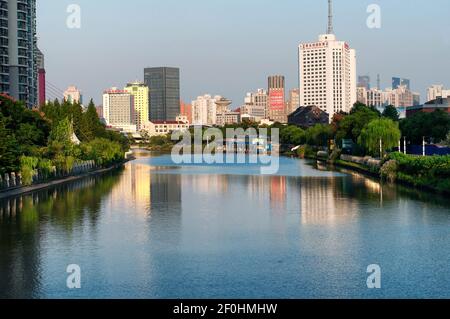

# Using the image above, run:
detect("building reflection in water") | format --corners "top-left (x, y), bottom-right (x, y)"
top-left (0, 172), bottom-right (122, 298)
top-left (147, 169), bottom-right (182, 247)
top-left (298, 177), bottom-right (357, 225)
top-left (270, 176), bottom-right (287, 212)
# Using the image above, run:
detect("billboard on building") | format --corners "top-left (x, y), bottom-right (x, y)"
top-left (269, 90), bottom-right (285, 111)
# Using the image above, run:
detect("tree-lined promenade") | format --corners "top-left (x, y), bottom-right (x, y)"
top-left (0, 94), bottom-right (129, 187)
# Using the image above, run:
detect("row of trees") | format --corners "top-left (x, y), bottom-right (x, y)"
top-left (0, 95), bottom-right (130, 179)
top-left (276, 102), bottom-right (450, 158)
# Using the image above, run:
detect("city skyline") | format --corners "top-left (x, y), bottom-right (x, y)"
top-left (36, 0), bottom-right (450, 107)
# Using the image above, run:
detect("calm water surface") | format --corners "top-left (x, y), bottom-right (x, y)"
top-left (0, 152), bottom-right (449, 298)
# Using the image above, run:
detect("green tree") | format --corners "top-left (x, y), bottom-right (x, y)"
top-left (280, 125), bottom-right (305, 145)
top-left (305, 124), bottom-right (333, 147)
top-left (400, 110), bottom-right (450, 144)
top-left (382, 105), bottom-right (400, 122)
top-left (336, 103), bottom-right (380, 143)
top-left (49, 117), bottom-right (73, 145)
top-left (80, 99), bottom-right (104, 141)
top-left (358, 118), bottom-right (401, 157)
top-left (0, 115), bottom-right (20, 173)
top-left (0, 94), bottom-right (49, 171)
top-left (80, 138), bottom-right (124, 166)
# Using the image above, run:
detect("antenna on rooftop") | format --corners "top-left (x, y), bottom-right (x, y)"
top-left (327, 0), bottom-right (334, 34)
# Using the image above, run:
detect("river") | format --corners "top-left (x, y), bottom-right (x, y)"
top-left (0, 152), bottom-right (449, 298)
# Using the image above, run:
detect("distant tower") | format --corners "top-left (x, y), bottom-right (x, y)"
top-left (328, 0), bottom-right (334, 34)
top-left (377, 74), bottom-right (381, 90)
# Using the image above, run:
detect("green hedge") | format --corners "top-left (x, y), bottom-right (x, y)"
top-left (388, 152), bottom-right (450, 178)
top-left (387, 152), bottom-right (450, 193)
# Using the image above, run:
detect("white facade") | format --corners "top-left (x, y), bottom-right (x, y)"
top-left (141, 116), bottom-right (189, 137)
top-left (192, 94), bottom-right (221, 126)
top-left (427, 85), bottom-right (450, 102)
top-left (299, 33), bottom-right (356, 120)
top-left (103, 88), bottom-right (135, 131)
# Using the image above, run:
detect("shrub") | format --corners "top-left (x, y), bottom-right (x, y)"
top-left (53, 154), bottom-right (75, 174)
top-left (81, 138), bottom-right (124, 167)
top-left (381, 160), bottom-right (398, 183)
top-left (20, 156), bottom-right (39, 186)
top-left (386, 152), bottom-right (450, 193)
top-left (38, 158), bottom-right (55, 180)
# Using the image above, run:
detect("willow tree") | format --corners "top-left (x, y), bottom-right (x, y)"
top-left (358, 118), bottom-right (401, 158)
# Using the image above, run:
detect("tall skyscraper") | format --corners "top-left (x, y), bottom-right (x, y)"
top-left (124, 82), bottom-right (149, 130)
top-left (36, 47), bottom-right (45, 106)
top-left (144, 67), bottom-right (180, 121)
top-left (298, 0), bottom-right (356, 120)
top-left (268, 75), bottom-right (287, 123)
top-left (0, 0), bottom-right (38, 108)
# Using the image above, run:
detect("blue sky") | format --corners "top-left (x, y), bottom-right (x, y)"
top-left (37, 0), bottom-right (450, 107)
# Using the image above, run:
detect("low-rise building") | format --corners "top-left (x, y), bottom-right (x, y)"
top-left (216, 111), bottom-right (241, 126)
top-left (141, 115), bottom-right (190, 136)
top-left (288, 106), bottom-right (329, 128)
top-left (406, 97), bottom-right (450, 117)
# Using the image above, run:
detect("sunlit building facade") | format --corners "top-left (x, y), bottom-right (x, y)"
top-left (124, 82), bottom-right (149, 131)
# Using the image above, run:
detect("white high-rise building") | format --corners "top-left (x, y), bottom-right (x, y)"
top-left (192, 94), bottom-right (221, 126)
top-left (103, 88), bottom-right (136, 132)
top-left (427, 85), bottom-right (450, 102)
top-left (298, 0), bottom-right (356, 120)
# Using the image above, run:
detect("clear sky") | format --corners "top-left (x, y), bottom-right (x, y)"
top-left (37, 0), bottom-right (450, 107)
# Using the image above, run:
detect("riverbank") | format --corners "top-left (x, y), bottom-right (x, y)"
top-left (0, 161), bottom-right (128, 200)
top-left (317, 153), bottom-right (450, 196)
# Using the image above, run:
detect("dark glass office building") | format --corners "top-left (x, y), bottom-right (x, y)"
top-left (144, 67), bottom-right (180, 121)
